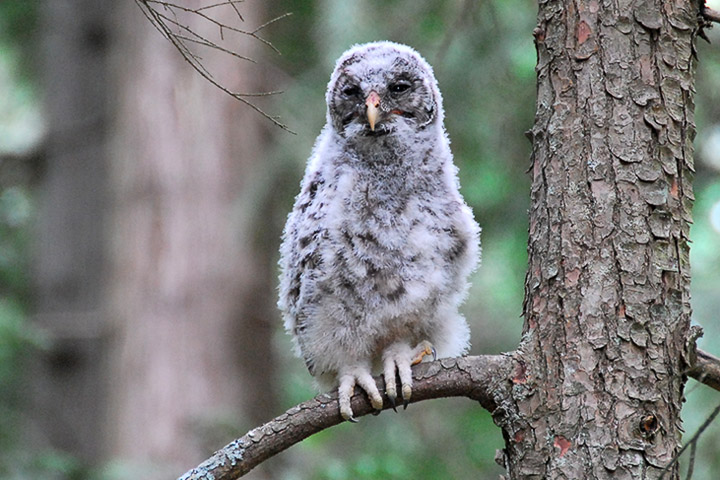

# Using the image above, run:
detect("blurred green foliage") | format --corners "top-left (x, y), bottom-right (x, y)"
top-left (0, 0), bottom-right (42, 157)
top-left (0, 0), bottom-right (47, 477)
top-left (0, 188), bottom-right (48, 475)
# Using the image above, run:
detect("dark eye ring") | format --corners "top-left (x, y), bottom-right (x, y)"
top-left (342, 85), bottom-right (361, 97)
top-left (389, 81), bottom-right (411, 94)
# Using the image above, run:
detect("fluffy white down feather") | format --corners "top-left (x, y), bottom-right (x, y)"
top-left (278, 41), bottom-right (480, 420)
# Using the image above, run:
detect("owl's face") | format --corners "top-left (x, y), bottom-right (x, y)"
top-left (326, 42), bottom-right (441, 139)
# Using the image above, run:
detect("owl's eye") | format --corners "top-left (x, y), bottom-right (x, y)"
top-left (342, 85), bottom-right (361, 97)
top-left (389, 81), bottom-right (411, 94)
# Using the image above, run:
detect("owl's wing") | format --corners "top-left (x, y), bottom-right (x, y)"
top-left (278, 164), bottom-right (328, 375)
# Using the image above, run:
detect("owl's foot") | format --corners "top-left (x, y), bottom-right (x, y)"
top-left (338, 366), bottom-right (384, 422)
top-left (383, 340), bottom-right (436, 410)
top-left (411, 340), bottom-right (437, 366)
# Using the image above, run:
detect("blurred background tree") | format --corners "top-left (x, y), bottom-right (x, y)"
top-left (1, 0), bottom-right (719, 479)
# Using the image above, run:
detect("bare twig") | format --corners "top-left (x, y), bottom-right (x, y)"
top-left (174, 34), bottom-right (256, 63)
top-left (251, 12), bottom-right (292, 35)
top-left (196, 0), bottom-right (244, 20)
top-left (134, 0), bottom-right (294, 133)
top-left (686, 440), bottom-right (697, 480)
top-left (659, 345), bottom-right (720, 478)
top-left (178, 355), bottom-right (514, 480)
top-left (658, 402), bottom-right (720, 480)
top-left (142, 0), bottom-right (281, 53)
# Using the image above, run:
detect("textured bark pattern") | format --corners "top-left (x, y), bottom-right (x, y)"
top-left (497, 1), bottom-right (697, 478)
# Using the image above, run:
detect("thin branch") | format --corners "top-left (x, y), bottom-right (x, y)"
top-left (686, 440), bottom-right (696, 480)
top-left (135, 0), bottom-right (294, 132)
top-left (660, 345), bottom-right (720, 477)
top-left (196, 0), bottom-right (245, 20)
top-left (251, 12), bottom-right (293, 35)
top-left (688, 349), bottom-right (720, 392)
top-left (143, 0), bottom-right (282, 53)
top-left (227, 0), bottom-right (244, 21)
top-left (178, 355), bottom-right (514, 480)
top-left (145, 0), bottom-right (254, 34)
top-left (174, 34), bottom-right (256, 63)
top-left (658, 401), bottom-right (720, 480)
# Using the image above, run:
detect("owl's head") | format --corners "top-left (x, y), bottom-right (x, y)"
top-left (326, 42), bottom-right (443, 139)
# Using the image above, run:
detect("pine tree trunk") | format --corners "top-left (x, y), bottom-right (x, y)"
top-left (495, 1), bottom-right (697, 478)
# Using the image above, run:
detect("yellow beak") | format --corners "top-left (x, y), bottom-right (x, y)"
top-left (365, 91), bottom-right (381, 131)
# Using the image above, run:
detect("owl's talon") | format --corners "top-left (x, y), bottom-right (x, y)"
top-left (381, 340), bottom-right (432, 413)
top-left (403, 399), bottom-right (409, 410)
top-left (369, 395), bottom-right (384, 411)
top-left (401, 383), bottom-right (412, 403)
top-left (385, 386), bottom-right (397, 413)
top-left (431, 346), bottom-right (437, 361)
top-left (338, 366), bottom-right (383, 422)
top-left (347, 416), bottom-right (359, 423)
top-left (385, 370), bottom-right (398, 411)
top-left (387, 393), bottom-right (398, 412)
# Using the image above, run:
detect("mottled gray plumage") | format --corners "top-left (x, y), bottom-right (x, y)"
top-left (278, 41), bottom-right (480, 421)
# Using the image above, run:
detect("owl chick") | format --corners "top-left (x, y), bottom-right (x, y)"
top-left (278, 41), bottom-right (480, 422)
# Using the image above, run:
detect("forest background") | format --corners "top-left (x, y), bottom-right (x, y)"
top-left (1, 0), bottom-right (720, 479)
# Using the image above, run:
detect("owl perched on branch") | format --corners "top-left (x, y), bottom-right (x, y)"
top-left (278, 42), bottom-right (480, 422)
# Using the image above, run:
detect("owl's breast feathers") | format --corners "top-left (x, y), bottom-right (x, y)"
top-left (283, 148), bottom-right (478, 332)
top-left (279, 42), bottom-right (478, 414)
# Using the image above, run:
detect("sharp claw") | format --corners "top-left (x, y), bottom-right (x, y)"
top-left (388, 394), bottom-right (398, 412)
top-left (431, 346), bottom-right (437, 361)
top-left (348, 416), bottom-right (359, 423)
top-left (402, 384), bottom-right (412, 403)
top-left (403, 399), bottom-right (409, 410)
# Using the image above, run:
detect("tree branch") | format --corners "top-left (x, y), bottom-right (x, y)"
top-left (134, 0), bottom-right (295, 133)
top-left (178, 354), bottom-right (514, 480)
top-left (688, 349), bottom-right (720, 392)
top-left (176, 346), bottom-right (720, 480)
top-left (702, 6), bottom-right (720, 24)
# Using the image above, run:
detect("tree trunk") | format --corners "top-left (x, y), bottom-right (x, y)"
top-left (28, 0), bottom-right (113, 463)
top-left (105, 2), bottom-right (277, 476)
top-left (494, 1), bottom-right (697, 478)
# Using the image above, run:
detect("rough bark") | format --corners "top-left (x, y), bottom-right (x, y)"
top-left (495, 1), bottom-right (698, 478)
